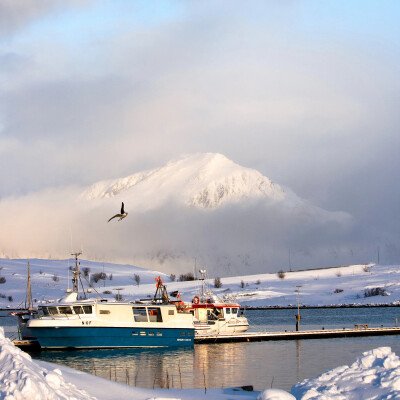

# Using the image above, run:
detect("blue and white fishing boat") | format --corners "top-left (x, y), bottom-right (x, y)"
top-left (27, 254), bottom-right (194, 349)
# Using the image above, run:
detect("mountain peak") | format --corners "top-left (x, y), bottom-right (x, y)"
top-left (81, 152), bottom-right (286, 209)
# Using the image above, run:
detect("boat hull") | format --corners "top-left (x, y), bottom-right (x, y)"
top-left (194, 322), bottom-right (249, 335)
top-left (30, 326), bottom-right (194, 349)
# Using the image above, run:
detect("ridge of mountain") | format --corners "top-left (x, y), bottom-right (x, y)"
top-left (81, 153), bottom-right (286, 209)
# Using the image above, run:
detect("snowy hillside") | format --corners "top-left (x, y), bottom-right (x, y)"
top-left (0, 257), bottom-right (399, 310)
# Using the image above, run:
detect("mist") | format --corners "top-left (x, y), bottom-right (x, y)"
top-left (0, 1), bottom-right (399, 273)
top-left (0, 180), bottom-right (384, 277)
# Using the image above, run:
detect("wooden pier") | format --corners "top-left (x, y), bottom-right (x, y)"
top-left (12, 326), bottom-right (400, 350)
top-left (194, 326), bottom-right (400, 343)
top-left (13, 339), bottom-right (41, 350)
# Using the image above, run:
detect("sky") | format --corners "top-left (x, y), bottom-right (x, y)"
top-left (0, 0), bottom-right (399, 273)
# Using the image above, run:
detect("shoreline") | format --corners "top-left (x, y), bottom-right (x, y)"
top-left (3, 303), bottom-right (400, 312)
top-left (244, 304), bottom-right (400, 310)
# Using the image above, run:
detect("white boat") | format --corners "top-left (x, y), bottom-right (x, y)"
top-left (184, 270), bottom-right (249, 335)
top-left (27, 254), bottom-right (194, 349)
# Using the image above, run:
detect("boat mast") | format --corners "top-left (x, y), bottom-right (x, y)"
top-left (25, 261), bottom-right (33, 310)
top-left (71, 252), bottom-right (82, 294)
top-left (199, 269), bottom-right (207, 297)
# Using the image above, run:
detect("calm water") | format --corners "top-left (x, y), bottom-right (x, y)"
top-left (2, 308), bottom-right (400, 391)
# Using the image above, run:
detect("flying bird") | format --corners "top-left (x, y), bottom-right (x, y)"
top-left (107, 202), bottom-right (128, 222)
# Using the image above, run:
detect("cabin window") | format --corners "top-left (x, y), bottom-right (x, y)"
top-left (48, 307), bottom-right (58, 315)
top-left (41, 307), bottom-right (49, 316)
top-left (232, 308), bottom-right (238, 314)
top-left (73, 306), bottom-right (84, 314)
top-left (82, 306), bottom-right (93, 314)
top-left (132, 331), bottom-right (138, 336)
top-left (168, 310), bottom-right (174, 316)
top-left (180, 332), bottom-right (186, 336)
top-left (140, 331), bottom-right (146, 336)
top-left (99, 310), bottom-right (110, 314)
top-left (148, 307), bottom-right (163, 322)
top-left (148, 332), bottom-right (155, 336)
top-left (59, 306), bottom-right (73, 315)
top-left (133, 307), bottom-right (148, 322)
top-left (225, 308), bottom-right (231, 314)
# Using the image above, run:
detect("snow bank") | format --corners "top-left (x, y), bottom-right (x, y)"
top-left (0, 327), bottom-right (95, 400)
top-left (3, 324), bottom-right (400, 400)
top-left (257, 388), bottom-right (295, 399)
top-left (291, 346), bottom-right (400, 399)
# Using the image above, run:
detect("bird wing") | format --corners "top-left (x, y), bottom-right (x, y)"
top-left (107, 214), bottom-right (121, 222)
top-left (121, 202), bottom-right (125, 214)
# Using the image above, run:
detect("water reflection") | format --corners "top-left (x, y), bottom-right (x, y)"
top-left (296, 340), bottom-right (301, 383)
top-left (36, 347), bottom-right (196, 389)
top-left (15, 308), bottom-right (400, 391)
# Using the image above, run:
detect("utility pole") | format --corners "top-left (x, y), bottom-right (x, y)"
top-left (295, 285), bottom-right (302, 331)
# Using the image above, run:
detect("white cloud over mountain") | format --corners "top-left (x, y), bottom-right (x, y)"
top-left (0, 153), bottom-right (355, 275)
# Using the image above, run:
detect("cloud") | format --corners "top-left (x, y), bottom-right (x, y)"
top-left (0, 0), bottom-right (92, 37)
top-left (0, 178), bottom-right (360, 276)
top-left (0, 2), bottom-right (399, 270)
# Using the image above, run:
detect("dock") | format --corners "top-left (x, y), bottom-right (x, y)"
top-left (12, 326), bottom-right (400, 350)
top-left (194, 326), bottom-right (400, 343)
top-left (13, 339), bottom-right (41, 350)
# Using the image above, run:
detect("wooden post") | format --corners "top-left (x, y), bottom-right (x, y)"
top-left (296, 313), bottom-right (301, 332)
top-left (295, 285), bottom-right (302, 331)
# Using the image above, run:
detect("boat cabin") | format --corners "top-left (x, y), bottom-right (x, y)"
top-left (191, 304), bottom-right (241, 323)
top-left (39, 302), bottom-right (186, 326)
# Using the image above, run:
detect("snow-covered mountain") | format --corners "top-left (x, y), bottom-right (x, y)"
top-left (0, 153), bottom-right (354, 273)
top-left (81, 153), bottom-right (286, 209)
top-left (81, 153), bottom-right (349, 225)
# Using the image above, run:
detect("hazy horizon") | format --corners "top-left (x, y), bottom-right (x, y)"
top-left (1, 1), bottom-right (399, 274)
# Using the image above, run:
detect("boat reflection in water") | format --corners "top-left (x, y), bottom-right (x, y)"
top-left (34, 347), bottom-right (196, 389)
top-left (30, 308), bottom-right (400, 392)
top-left (33, 339), bottom-right (296, 391)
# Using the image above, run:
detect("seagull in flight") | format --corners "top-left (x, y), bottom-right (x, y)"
top-left (107, 202), bottom-right (128, 222)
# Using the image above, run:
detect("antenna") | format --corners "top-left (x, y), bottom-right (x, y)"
top-left (199, 269), bottom-right (207, 297)
top-left (67, 263), bottom-right (70, 291)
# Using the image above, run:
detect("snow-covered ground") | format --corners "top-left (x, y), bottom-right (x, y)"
top-left (2, 327), bottom-right (400, 400)
top-left (0, 258), bottom-right (398, 309)
top-left (2, 259), bottom-right (400, 399)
